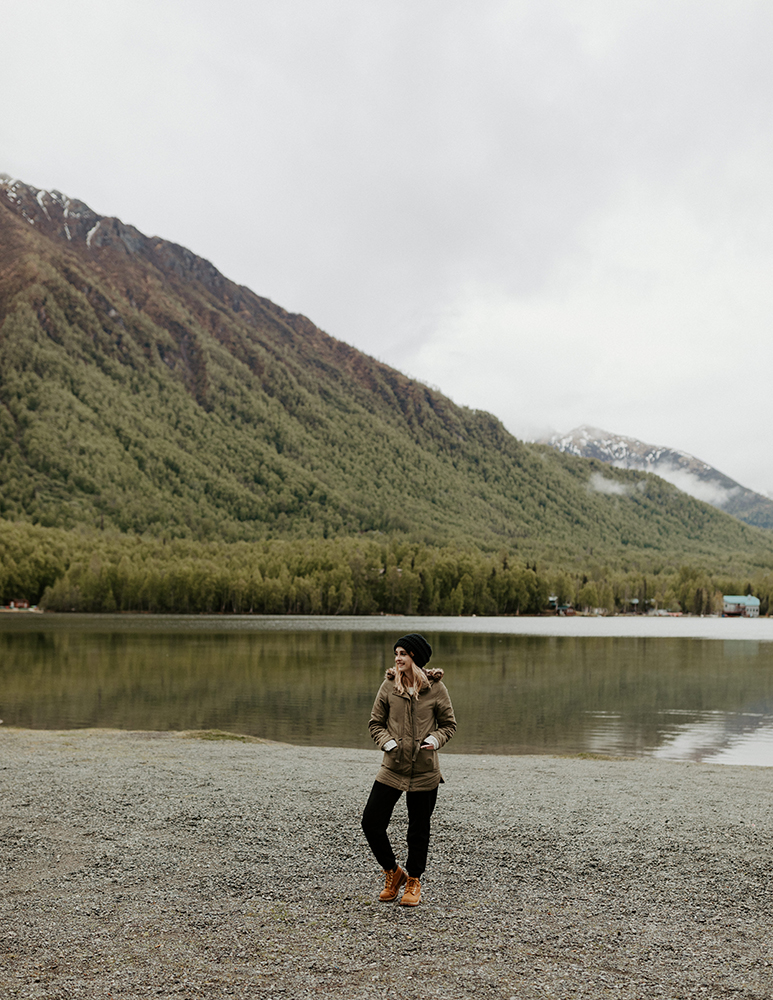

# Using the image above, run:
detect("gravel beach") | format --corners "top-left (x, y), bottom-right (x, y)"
top-left (2, 728), bottom-right (773, 999)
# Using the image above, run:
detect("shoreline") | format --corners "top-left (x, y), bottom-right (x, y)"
top-left (2, 728), bottom-right (773, 998)
top-left (2, 609), bottom-right (773, 642)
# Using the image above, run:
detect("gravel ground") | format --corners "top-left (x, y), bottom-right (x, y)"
top-left (2, 729), bottom-right (773, 999)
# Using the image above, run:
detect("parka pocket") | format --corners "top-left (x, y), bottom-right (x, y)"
top-left (414, 746), bottom-right (439, 774)
top-left (382, 740), bottom-right (402, 770)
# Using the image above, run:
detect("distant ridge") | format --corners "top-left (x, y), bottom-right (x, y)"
top-left (540, 426), bottom-right (773, 530)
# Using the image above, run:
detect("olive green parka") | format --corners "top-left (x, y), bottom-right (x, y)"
top-left (368, 667), bottom-right (456, 792)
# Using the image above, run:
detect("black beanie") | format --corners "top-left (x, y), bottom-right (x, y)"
top-left (394, 633), bottom-right (433, 669)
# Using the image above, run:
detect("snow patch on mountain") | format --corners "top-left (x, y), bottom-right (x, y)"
top-left (0, 174), bottom-right (99, 245)
top-left (0, 173), bottom-right (226, 297)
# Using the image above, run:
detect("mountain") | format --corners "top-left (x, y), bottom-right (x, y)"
top-left (539, 426), bottom-right (773, 531)
top-left (2, 173), bottom-right (773, 573)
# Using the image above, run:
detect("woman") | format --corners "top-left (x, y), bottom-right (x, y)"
top-left (361, 633), bottom-right (456, 906)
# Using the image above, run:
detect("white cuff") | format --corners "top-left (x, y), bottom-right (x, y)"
top-left (383, 739), bottom-right (397, 751)
top-left (425, 735), bottom-right (439, 749)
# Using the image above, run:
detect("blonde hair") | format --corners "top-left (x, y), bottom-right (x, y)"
top-left (393, 657), bottom-right (429, 700)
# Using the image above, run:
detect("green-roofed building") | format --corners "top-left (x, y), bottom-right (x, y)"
top-left (722, 595), bottom-right (761, 618)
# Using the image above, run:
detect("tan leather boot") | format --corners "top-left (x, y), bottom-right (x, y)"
top-left (379, 866), bottom-right (407, 902)
top-left (400, 876), bottom-right (421, 906)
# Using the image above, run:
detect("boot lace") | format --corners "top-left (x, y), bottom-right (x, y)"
top-left (383, 868), bottom-right (399, 888)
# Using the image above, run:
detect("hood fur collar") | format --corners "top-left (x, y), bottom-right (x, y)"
top-left (386, 667), bottom-right (444, 683)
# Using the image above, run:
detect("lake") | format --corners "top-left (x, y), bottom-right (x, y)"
top-left (2, 614), bottom-right (773, 765)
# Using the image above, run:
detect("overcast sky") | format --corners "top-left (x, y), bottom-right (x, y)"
top-left (4, 0), bottom-right (773, 495)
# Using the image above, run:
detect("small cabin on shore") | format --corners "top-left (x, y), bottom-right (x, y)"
top-left (722, 595), bottom-right (760, 618)
top-left (0, 600), bottom-right (42, 613)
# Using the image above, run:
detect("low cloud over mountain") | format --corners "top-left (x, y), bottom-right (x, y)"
top-left (541, 426), bottom-right (773, 531)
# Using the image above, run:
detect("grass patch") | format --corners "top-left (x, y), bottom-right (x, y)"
top-left (177, 729), bottom-right (267, 743)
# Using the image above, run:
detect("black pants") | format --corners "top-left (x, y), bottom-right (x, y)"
top-left (361, 780), bottom-right (438, 878)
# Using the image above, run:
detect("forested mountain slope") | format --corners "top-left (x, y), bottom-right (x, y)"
top-left (2, 173), bottom-right (773, 572)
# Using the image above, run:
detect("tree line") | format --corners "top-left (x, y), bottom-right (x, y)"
top-left (2, 519), bottom-right (772, 616)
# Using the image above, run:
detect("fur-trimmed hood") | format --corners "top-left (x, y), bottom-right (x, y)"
top-left (386, 667), bottom-right (444, 683)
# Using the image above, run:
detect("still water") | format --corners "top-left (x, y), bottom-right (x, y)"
top-left (2, 614), bottom-right (773, 765)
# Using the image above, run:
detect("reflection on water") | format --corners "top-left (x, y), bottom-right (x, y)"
top-left (585, 708), bottom-right (773, 765)
top-left (1, 615), bottom-right (773, 765)
top-left (649, 711), bottom-right (773, 766)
